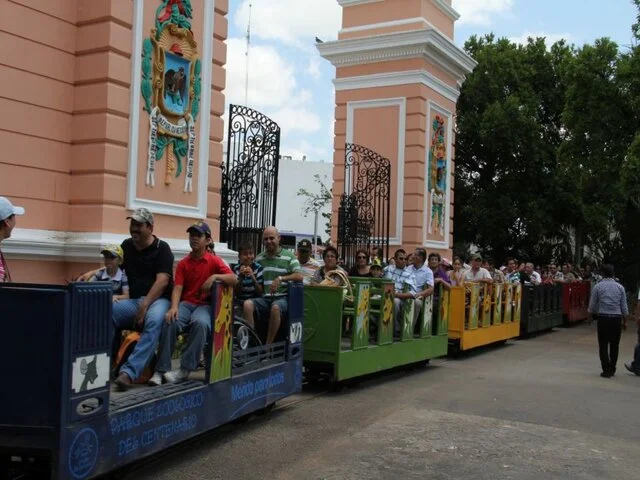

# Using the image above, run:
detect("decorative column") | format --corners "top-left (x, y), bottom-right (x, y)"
top-left (2, 0), bottom-right (232, 284)
top-left (318, 0), bottom-right (476, 257)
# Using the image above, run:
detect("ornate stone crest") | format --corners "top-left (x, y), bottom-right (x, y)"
top-left (141, 0), bottom-right (202, 191)
top-left (428, 115), bottom-right (447, 236)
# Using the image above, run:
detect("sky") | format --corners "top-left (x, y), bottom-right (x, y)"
top-left (224, 0), bottom-right (639, 163)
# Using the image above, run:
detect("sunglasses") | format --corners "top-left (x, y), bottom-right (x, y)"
top-left (103, 253), bottom-right (118, 259)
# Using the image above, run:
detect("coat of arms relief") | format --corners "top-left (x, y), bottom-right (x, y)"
top-left (141, 0), bottom-right (202, 192)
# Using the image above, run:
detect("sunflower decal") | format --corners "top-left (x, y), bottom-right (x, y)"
top-left (210, 285), bottom-right (233, 383)
top-left (383, 290), bottom-right (393, 325)
top-left (356, 285), bottom-right (370, 343)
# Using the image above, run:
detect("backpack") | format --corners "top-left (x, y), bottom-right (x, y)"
top-left (113, 332), bottom-right (156, 384)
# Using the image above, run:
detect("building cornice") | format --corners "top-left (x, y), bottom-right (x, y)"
top-left (317, 28), bottom-right (477, 81)
top-left (334, 69), bottom-right (460, 102)
top-left (337, 0), bottom-right (384, 6)
top-left (3, 229), bottom-right (237, 265)
top-left (431, 0), bottom-right (460, 21)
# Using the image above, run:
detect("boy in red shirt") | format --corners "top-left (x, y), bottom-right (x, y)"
top-left (151, 221), bottom-right (236, 385)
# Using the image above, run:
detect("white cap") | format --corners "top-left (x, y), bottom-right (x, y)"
top-left (0, 196), bottom-right (25, 221)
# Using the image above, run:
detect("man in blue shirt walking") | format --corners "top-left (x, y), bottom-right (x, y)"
top-left (588, 264), bottom-right (628, 378)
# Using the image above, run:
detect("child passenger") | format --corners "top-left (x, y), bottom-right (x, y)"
top-left (369, 258), bottom-right (384, 278)
top-left (89, 244), bottom-right (129, 302)
top-left (232, 243), bottom-right (264, 326)
top-left (151, 221), bottom-right (237, 385)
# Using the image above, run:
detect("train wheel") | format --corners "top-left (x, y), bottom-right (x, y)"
top-left (329, 380), bottom-right (347, 393)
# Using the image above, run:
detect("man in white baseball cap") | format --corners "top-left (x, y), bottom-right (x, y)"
top-left (0, 196), bottom-right (25, 282)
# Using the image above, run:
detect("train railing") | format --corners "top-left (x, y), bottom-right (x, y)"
top-left (562, 281), bottom-right (591, 324)
top-left (520, 283), bottom-right (564, 334)
top-left (303, 278), bottom-right (449, 354)
top-left (448, 283), bottom-right (521, 335)
top-left (447, 282), bottom-right (522, 351)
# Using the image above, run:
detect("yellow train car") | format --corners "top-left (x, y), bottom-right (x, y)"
top-left (447, 283), bottom-right (521, 353)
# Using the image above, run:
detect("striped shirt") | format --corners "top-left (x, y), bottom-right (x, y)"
top-left (300, 258), bottom-right (320, 285)
top-left (90, 267), bottom-right (129, 295)
top-left (233, 262), bottom-right (264, 300)
top-left (256, 248), bottom-right (302, 296)
top-left (0, 249), bottom-right (9, 282)
top-left (383, 265), bottom-right (418, 297)
top-left (588, 278), bottom-right (628, 316)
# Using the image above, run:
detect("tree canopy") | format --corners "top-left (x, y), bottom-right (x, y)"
top-left (454, 10), bottom-right (640, 290)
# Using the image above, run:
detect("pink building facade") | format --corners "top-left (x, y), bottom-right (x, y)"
top-left (1, 0), bottom-right (230, 283)
top-left (319, 0), bottom-right (476, 258)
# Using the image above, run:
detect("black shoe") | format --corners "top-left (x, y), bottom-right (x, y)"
top-left (600, 372), bottom-right (613, 378)
top-left (624, 363), bottom-right (640, 376)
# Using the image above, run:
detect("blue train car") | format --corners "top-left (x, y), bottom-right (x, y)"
top-left (0, 281), bottom-right (303, 479)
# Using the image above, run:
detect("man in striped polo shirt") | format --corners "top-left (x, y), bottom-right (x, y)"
top-left (245, 226), bottom-right (303, 344)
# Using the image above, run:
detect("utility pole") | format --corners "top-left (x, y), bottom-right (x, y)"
top-left (244, 3), bottom-right (252, 106)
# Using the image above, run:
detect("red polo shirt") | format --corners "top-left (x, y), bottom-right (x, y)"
top-left (175, 252), bottom-right (232, 305)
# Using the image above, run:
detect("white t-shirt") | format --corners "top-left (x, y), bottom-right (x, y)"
top-left (464, 267), bottom-right (492, 283)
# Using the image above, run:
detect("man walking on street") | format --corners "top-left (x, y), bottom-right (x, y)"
top-left (588, 264), bottom-right (628, 378)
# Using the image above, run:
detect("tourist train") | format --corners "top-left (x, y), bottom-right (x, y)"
top-left (0, 278), bottom-right (589, 479)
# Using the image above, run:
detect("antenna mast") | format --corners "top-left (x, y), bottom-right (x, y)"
top-left (244, 3), bottom-right (252, 106)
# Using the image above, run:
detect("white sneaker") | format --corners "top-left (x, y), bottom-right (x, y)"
top-left (163, 368), bottom-right (190, 384)
top-left (148, 371), bottom-right (163, 386)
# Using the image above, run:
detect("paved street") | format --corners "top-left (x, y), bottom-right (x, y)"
top-left (132, 323), bottom-right (640, 479)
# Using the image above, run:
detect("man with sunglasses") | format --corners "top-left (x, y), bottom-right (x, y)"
top-left (0, 196), bottom-right (25, 283)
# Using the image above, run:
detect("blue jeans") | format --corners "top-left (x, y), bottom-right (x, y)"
top-left (113, 297), bottom-right (170, 380)
top-left (156, 302), bottom-right (211, 372)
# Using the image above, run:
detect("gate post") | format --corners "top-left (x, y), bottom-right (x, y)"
top-left (318, 0), bottom-right (476, 260)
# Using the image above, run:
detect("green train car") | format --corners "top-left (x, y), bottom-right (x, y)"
top-left (302, 278), bottom-right (448, 383)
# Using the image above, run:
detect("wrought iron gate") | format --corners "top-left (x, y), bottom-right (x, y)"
top-left (337, 143), bottom-right (391, 267)
top-left (220, 105), bottom-right (281, 253)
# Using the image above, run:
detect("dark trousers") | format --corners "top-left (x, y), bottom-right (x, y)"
top-left (632, 329), bottom-right (640, 370)
top-left (596, 315), bottom-right (623, 374)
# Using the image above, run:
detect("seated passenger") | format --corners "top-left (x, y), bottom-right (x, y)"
top-left (348, 249), bottom-right (372, 277)
top-left (78, 208), bottom-right (174, 391)
top-left (464, 254), bottom-right (493, 284)
top-left (245, 227), bottom-right (303, 344)
top-left (89, 244), bottom-right (130, 302)
top-left (312, 246), bottom-right (347, 284)
top-left (233, 243), bottom-right (264, 326)
top-left (407, 248), bottom-right (434, 323)
top-left (383, 249), bottom-right (419, 335)
top-left (151, 221), bottom-right (237, 385)
top-left (369, 258), bottom-right (384, 278)
top-left (449, 256), bottom-right (466, 286)
top-left (297, 239), bottom-right (320, 285)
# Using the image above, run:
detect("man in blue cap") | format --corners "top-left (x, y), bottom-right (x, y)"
top-left (151, 220), bottom-right (236, 385)
top-left (0, 196), bottom-right (25, 282)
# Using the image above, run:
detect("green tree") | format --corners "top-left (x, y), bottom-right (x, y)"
top-left (557, 38), bottom-right (636, 266)
top-left (296, 174), bottom-right (332, 240)
top-left (455, 35), bottom-right (569, 263)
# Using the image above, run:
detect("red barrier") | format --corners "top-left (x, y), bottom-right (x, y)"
top-left (562, 281), bottom-right (591, 323)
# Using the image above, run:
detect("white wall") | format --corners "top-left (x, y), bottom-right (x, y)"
top-left (275, 157), bottom-right (333, 242)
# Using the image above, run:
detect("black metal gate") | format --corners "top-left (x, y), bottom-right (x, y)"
top-left (337, 143), bottom-right (391, 267)
top-left (220, 104), bottom-right (281, 253)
